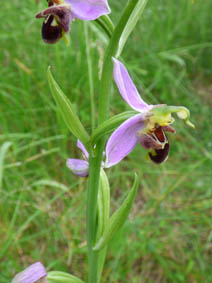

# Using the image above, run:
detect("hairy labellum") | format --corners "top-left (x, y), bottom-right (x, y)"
top-left (42, 15), bottom-right (63, 44)
top-left (140, 126), bottom-right (171, 164)
top-left (140, 134), bottom-right (163, 150)
top-left (47, 0), bottom-right (54, 7)
top-left (36, 5), bottom-right (71, 44)
top-left (149, 142), bottom-right (170, 164)
top-left (148, 126), bottom-right (170, 164)
top-left (140, 126), bottom-right (168, 150)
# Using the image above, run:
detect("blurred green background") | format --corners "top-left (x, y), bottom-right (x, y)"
top-left (1, 0), bottom-right (212, 282)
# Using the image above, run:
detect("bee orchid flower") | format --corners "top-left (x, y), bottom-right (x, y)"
top-left (104, 58), bottom-right (194, 167)
top-left (12, 262), bottom-right (47, 283)
top-left (36, 0), bottom-right (110, 44)
top-left (67, 59), bottom-right (194, 175)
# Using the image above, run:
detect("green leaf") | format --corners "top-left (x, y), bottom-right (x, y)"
top-left (159, 52), bottom-right (185, 67)
top-left (96, 169), bottom-right (110, 240)
top-left (95, 15), bottom-right (114, 38)
top-left (47, 271), bottom-right (84, 283)
top-left (91, 111), bottom-right (136, 145)
top-left (96, 169), bottom-right (110, 282)
top-left (97, 247), bottom-right (108, 283)
top-left (116, 0), bottom-right (149, 57)
top-left (47, 67), bottom-right (89, 145)
top-left (93, 174), bottom-right (139, 251)
top-left (0, 141), bottom-right (12, 190)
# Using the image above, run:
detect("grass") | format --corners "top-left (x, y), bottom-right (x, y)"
top-left (1, 0), bottom-right (212, 282)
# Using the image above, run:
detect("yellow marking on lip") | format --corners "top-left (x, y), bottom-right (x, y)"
top-left (150, 149), bottom-right (157, 156)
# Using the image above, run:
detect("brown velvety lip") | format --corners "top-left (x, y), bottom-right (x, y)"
top-left (149, 142), bottom-right (170, 164)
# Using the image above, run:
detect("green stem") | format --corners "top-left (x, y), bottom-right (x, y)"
top-left (99, 0), bottom-right (142, 123)
top-left (87, 141), bottom-right (104, 283)
top-left (84, 22), bottom-right (96, 131)
top-left (87, 1), bottom-right (143, 283)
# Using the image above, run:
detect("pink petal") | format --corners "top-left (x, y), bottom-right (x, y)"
top-left (105, 114), bottom-right (145, 168)
top-left (77, 140), bottom-right (89, 160)
top-left (113, 58), bottom-right (152, 112)
top-left (66, 159), bottom-right (89, 177)
top-left (12, 262), bottom-right (46, 283)
top-left (65, 0), bottom-right (110, 21)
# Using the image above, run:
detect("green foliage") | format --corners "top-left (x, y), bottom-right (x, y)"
top-left (47, 271), bottom-right (84, 283)
top-left (0, 142), bottom-right (12, 190)
top-left (1, 0), bottom-right (212, 282)
top-left (97, 169), bottom-right (110, 241)
top-left (47, 68), bottom-right (90, 146)
top-left (94, 174), bottom-right (139, 251)
top-left (97, 169), bottom-right (110, 282)
top-left (116, 0), bottom-right (149, 57)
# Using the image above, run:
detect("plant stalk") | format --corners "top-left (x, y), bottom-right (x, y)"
top-left (86, 1), bottom-right (144, 282)
top-left (84, 22), bottom-right (96, 131)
